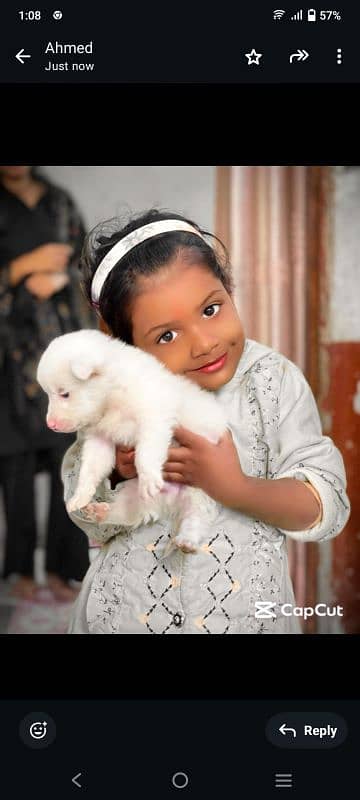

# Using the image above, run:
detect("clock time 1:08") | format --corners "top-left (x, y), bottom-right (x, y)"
top-left (18, 10), bottom-right (42, 20)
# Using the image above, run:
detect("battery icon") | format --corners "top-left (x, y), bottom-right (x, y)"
top-left (308, 8), bottom-right (316, 21)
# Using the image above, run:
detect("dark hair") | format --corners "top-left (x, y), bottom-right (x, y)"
top-left (79, 208), bottom-right (233, 343)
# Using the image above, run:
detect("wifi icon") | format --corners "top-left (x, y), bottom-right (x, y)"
top-left (273, 9), bottom-right (286, 19)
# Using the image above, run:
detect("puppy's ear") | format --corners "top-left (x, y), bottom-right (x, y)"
top-left (70, 354), bottom-right (104, 381)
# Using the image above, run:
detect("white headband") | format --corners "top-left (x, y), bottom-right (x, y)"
top-left (90, 219), bottom-right (208, 306)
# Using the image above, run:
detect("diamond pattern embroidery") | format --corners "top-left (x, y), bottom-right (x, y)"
top-left (197, 529), bottom-right (235, 634)
top-left (144, 531), bottom-right (183, 634)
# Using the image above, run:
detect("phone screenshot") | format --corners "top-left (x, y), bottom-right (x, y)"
top-left (0, 4), bottom-right (359, 798)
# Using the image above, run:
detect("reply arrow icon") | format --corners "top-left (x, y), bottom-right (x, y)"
top-left (16, 49), bottom-right (31, 64)
top-left (279, 723), bottom-right (297, 738)
top-left (289, 49), bottom-right (309, 63)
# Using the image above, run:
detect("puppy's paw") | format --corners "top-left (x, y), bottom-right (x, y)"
top-left (138, 471), bottom-right (164, 502)
top-left (66, 487), bottom-right (96, 513)
top-left (82, 502), bottom-right (110, 522)
top-left (142, 507), bottom-right (160, 525)
top-left (173, 533), bottom-right (199, 554)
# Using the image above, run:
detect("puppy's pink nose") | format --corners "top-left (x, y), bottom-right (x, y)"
top-left (47, 417), bottom-right (58, 430)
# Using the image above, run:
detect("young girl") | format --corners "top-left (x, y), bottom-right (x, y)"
top-left (62, 208), bottom-right (350, 634)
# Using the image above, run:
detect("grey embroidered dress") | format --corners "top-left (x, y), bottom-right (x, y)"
top-left (62, 338), bottom-right (350, 634)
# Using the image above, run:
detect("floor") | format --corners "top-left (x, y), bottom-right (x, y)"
top-left (0, 578), bottom-right (77, 634)
top-left (0, 472), bottom-right (80, 634)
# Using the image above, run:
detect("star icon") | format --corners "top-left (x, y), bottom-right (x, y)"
top-left (245, 48), bottom-right (262, 65)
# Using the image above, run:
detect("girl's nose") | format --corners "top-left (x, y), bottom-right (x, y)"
top-left (190, 331), bottom-right (219, 359)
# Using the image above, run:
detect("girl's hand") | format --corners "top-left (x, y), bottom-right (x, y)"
top-left (163, 426), bottom-right (247, 507)
top-left (24, 271), bottom-right (70, 301)
top-left (115, 445), bottom-right (138, 480)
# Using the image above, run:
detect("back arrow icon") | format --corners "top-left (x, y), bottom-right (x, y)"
top-left (72, 773), bottom-right (82, 788)
top-left (16, 49), bottom-right (31, 64)
top-left (289, 49), bottom-right (309, 63)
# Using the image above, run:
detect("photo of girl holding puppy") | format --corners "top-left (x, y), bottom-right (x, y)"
top-left (62, 208), bottom-right (351, 634)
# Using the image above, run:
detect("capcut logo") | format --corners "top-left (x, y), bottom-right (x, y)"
top-left (255, 602), bottom-right (344, 620)
top-left (255, 602), bottom-right (277, 619)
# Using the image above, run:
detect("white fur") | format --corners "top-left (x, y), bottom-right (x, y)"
top-left (36, 329), bottom-right (228, 552)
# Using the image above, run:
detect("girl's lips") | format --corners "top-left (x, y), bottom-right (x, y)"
top-left (192, 352), bottom-right (227, 373)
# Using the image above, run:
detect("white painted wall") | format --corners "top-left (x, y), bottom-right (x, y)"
top-left (332, 166), bottom-right (360, 341)
top-left (42, 166), bottom-right (215, 232)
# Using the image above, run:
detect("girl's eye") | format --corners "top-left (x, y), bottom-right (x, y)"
top-left (157, 330), bottom-right (178, 345)
top-left (60, 392), bottom-right (70, 398)
top-left (157, 303), bottom-right (221, 344)
top-left (203, 303), bottom-right (221, 318)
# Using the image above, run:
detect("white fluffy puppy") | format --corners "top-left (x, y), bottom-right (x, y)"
top-left (36, 329), bottom-right (228, 552)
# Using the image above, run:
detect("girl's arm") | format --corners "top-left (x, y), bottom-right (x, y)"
top-left (61, 432), bottom-right (129, 546)
top-left (239, 360), bottom-right (351, 542)
top-left (230, 473), bottom-right (323, 533)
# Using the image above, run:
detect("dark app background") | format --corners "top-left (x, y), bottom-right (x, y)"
top-left (1, 5), bottom-right (359, 799)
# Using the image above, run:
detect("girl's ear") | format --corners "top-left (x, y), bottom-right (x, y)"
top-left (70, 355), bottom-right (104, 381)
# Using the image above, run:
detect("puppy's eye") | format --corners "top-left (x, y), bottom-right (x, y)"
top-left (60, 392), bottom-right (70, 398)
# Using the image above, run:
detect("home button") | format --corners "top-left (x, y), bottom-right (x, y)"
top-left (172, 771), bottom-right (189, 789)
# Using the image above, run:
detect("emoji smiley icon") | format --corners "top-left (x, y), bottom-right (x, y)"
top-left (30, 721), bottom-right (47, 740)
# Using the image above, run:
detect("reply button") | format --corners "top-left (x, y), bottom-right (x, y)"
top-left (265, 712), bottom-right (348, 749)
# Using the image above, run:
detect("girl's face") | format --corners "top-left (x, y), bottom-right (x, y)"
top-left (131, 260), bottom-right (245, 390)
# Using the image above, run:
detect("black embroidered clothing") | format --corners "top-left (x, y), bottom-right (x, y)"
top-left (0, 176), bottom-right (97, 581)
top-left (0, 178), bottom-right (97, 455)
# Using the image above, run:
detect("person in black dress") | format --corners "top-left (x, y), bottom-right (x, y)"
top-left (0, 165), bottom-right (97, 601)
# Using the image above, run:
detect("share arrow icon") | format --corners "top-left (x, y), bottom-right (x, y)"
top-left (15, 49), bottom-right (31, 64)
top-left (289, 49), bottom-right (309, 63)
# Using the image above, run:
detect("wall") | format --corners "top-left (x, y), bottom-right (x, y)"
top-left (318, 166), bottom-right (360, 633)
top-left (42, 166), bottom-right (215, 231)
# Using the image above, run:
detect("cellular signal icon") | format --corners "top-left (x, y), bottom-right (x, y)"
top-left (273, 9), bottom-right (286, 19)
top-left (291, 9), bottom-right (303, 20)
